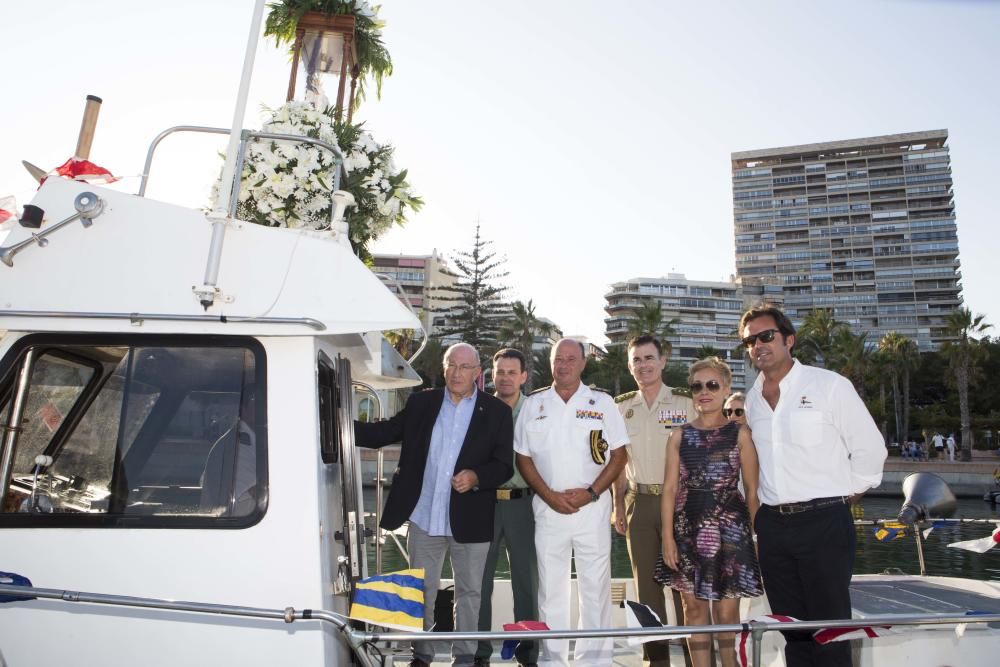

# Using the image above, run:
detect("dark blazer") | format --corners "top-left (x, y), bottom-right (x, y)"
top-left (354, 388), bottom-right (514, 543)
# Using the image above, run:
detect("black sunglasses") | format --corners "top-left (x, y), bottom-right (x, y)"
top-left (723, 408), bottom-right (745, 418)
top-left (689, 380), bottom-right (722, 394)
top-left (741, 328), bottom-right (780, 348)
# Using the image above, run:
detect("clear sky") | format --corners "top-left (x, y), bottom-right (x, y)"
top-left (2, 0), bottom-right (998, 344)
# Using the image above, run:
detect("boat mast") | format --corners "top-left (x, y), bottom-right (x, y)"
top-left (196, 0), bottom-right (267, 309)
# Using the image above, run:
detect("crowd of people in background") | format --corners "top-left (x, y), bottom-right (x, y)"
top-left (358, 305), bottom-right (887, 667)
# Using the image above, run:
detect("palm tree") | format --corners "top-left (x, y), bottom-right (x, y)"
top-left (410, 338), bottom-right (445, 388)
top-left (942, 308), bottom-right (992, 451)
top-left (595, 345), bottom-right (630, 396)
top-left (796, 308), bottom-right (848, 367)
top-left (695, 344), bottom-right (722, 360)
top-left (497, 299), bottom-right (553, 392)
top-left (532, 346), bottom-right (553, 389)
top-left (626, 299), bottom-right (679, 353)
top-left (878, 331), bottom-right (919, 444)
top-left (830, 328), bottom-right (871, 398)
top-left (383, 328), bottom-right (415, 359)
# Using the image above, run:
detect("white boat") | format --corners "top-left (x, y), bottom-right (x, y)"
top-left (1, 4), bottom-right (999, 666)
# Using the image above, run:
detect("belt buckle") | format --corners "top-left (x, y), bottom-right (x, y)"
top-left (496, 489), bottom-right (512, 500)
top-left (778, 503), bottom-right (803, 515)
top-left (647, 484), bottom-right (662, 496)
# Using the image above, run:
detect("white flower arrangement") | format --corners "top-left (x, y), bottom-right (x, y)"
top-left (231, 100), bottom-right (421, 254)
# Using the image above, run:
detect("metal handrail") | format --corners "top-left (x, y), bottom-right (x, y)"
top-left (137, 125), bottom-right (345, 198)
top-left (2, 583), bottom-right (999, 667)
top-left (373, 272), bottom-right (429, 364)
top-left (0, 309), bottom-right (325, 331)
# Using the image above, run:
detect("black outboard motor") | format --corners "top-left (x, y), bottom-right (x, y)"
top-left (898, 472), bottom-right (957, 525)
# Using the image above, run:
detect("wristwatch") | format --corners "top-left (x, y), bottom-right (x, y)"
top-left (587, 486), bottom-right (600, 503)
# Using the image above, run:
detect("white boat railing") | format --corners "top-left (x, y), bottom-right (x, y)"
top-left (2, 583), bottom-right (998, 667)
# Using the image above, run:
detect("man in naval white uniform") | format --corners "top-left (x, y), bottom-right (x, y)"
top-left (514, 339), bottom-right (628, 667)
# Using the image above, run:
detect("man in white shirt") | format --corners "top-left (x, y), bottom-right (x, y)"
top-left (740, 306), bottom-right (886, 667)
top-left (932, 432), bottom-right (945, 458)
top-left (946, 433), bottom-right (957, 461)
top-left (515, 339), bottom-right (629, 667)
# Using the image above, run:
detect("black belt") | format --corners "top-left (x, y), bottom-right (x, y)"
top-left (496, 488), bottom-right (533, 500)
top-left (769, 496), bottom-right (848, 515)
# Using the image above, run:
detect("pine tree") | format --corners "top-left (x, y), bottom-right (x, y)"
top-left (429, 223), bottom-right (510, 356)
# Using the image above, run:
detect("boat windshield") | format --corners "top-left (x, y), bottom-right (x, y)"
top-left (0, 336), bottom-right (266, 526)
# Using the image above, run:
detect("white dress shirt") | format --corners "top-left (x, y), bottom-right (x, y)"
top-left (745, 360), bottom-right (886, 506)
top-left (514, 384), bottom-right (628, 490)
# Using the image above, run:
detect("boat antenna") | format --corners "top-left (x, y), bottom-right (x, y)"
top-left (194, 0), bottom-right (267, 310)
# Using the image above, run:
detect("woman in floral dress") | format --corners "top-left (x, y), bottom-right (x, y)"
top-left (655, 357), bottom-right (763, 667)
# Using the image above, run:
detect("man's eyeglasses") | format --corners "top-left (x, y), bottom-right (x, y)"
top-left (741, 328), bottom-right (780, 348)
top-left (722, 408), bottom-right (745, 418)
top-left (445, 363), bottom-right (479, 373)
top-left (689, 380), bottom-right (722, 394)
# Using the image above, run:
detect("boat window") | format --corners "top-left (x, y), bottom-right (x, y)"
top-left (0, 336), bottom-right (266, 527)
top-left (317, 356), bottom-right (339, 464)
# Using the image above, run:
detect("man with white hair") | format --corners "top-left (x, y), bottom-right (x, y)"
top-left (355, 342), bottom-right (515, 667)
top-left (515, 339), bottom-right (629, 667)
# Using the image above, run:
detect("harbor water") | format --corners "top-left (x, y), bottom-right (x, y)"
top-left (364, 492), bottom-right (1000, 582)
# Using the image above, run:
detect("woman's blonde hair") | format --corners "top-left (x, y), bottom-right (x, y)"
top-left (725, 391), bottom-right (745, 407)
top-left (688, 356), bottom-right (732, 386)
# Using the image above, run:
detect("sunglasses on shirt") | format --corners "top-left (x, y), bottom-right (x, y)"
top-left (722, 408), bottom-right (745, 418)
top-left (741, 328), bottom-right (781, 348)
top-left (689, 380), bottom-right (722, 394)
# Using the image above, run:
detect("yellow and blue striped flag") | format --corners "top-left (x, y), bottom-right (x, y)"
top-left (874, 521), bottom-right (907, 542)
top-left (349, 568), bottom-right (425, 630)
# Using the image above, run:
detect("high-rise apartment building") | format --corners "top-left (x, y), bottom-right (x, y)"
top-left (604, 274), bottom-right (746, 388)
top-left (732, 130), bottom-right (962, 350)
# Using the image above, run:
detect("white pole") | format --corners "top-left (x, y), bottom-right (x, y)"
top-left (197, 0), bottom-right (267, 308)
top-left (212, 0), bottom-right (266, 218)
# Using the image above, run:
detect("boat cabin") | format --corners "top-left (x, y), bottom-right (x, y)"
top-left (0, 175), bottom-right (421, 665)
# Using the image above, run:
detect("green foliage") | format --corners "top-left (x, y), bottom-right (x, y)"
top-left (497, 299), bottom-right (553, 391)
top-left (264, 1), bottom-right (393, 106)
top-left (625, 300), bottom-right (679, 352)
top-left (582, 344), bottom-right (633, 397)
top-left (795, 308), bottom-right (849, 367)
top-left (429, 224), bottom-right (510, 353)
top-left (410, 338), bottom-right (444, 388)
top-left (532, 347), bottom-right (553, 389)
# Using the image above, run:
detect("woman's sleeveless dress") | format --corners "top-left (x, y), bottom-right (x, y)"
top-left (654, 421), bottom-right (763, 600)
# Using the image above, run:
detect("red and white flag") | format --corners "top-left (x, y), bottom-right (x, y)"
top-left (0, 195), bottom-right (16, 224)
top-left (813, 625), bottom-right (902, 644)
top-left (43, 158), bottom-right (118, 185)
top-left (947, 526), bottom-right (1000, 554)
top-left (737, 615), bottom-right (901, 667)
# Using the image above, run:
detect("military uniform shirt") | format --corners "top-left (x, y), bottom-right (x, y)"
top-left (617, 384), bottom-right (693, 486)
top-left (499, 393), bottom-right (528, 489)
top-left (514, 384), bottom-right (628, 490)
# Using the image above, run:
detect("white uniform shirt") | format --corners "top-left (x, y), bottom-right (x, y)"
top-left (745, 360), bottom-right (886, 506)
top-left (514, 384), bottom-right (629, 490)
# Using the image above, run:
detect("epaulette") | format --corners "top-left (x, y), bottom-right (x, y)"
top-left (588, 384), bottom-right (611, 395)
top-left (615, 390), bottom-right (638, 404)
top-left (528, 385), bottom-right (550, 396)
top-left (672, 386), bottom-right (693, 398)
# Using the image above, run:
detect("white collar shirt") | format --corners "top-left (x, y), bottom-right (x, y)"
top-left (745, 360), bottom-right (886, 505)
top-left (514, 384), bottom-right (629, 491)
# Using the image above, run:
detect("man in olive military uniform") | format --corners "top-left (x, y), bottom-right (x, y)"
top-left (613, 335), bottom-right (693, 667)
